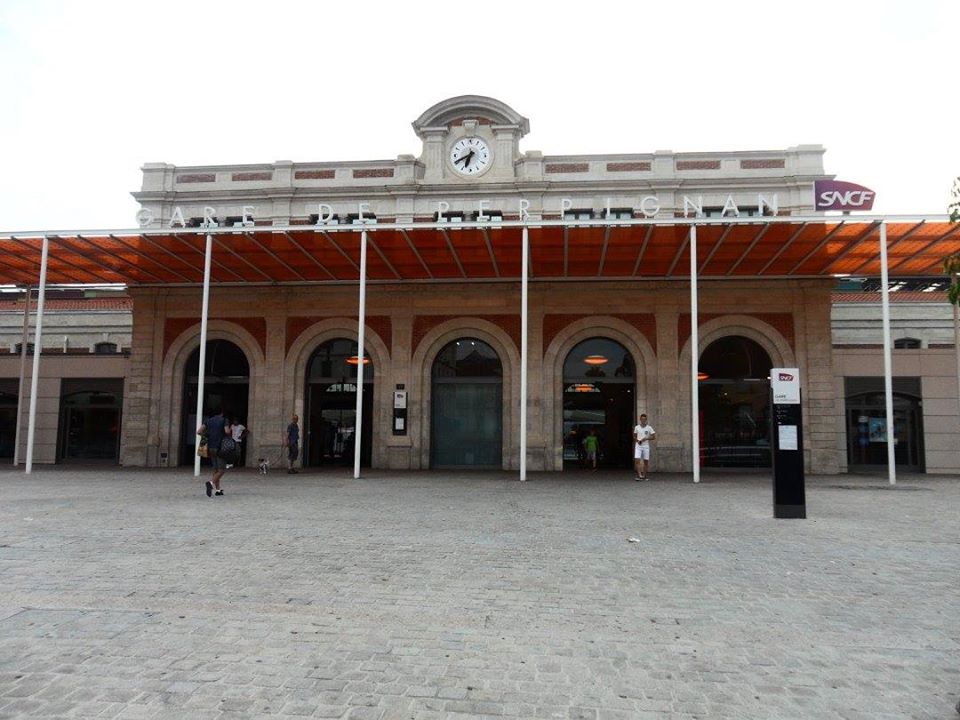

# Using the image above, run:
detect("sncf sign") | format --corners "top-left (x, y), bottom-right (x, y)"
top-left (778, 372), bottom-right (794, 382)
top-left (814, 180), bottom-right (876, 211)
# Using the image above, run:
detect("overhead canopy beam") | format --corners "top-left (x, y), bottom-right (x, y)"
top-left (597, 225), bottom-right (612, 276)
top-left (440, 228), bottom-right (467, 277)
top-left (70, 234), bottom-right (168, 284)
top-left (698, 224), bottom-right (735, 275)
top-left (479, 226), bottom-right (500, 277)
top-left (367, 234), bottom-right (401, 280)
top-left (725, 224), bottom-right (771, 276)
top-left (172, 233), bottom-right (246, 282)
top-left (8, 236), bottom-right (89, 284)
top-left (849, 221), bottom-right (925, 275)
top-left (280, 231), bottom-right (337, 280)
top-left (136, 233), bottom-right (207, 282)
top-left (243, 231), bottom-right (308, 281)
top-left (47, 235), bottom-right (121, 284)
top-left (757, 223), bottom-right (810, 275)
top-left (901, 225), bottom-right (960, 274)
top-left (320, 230), bottom-right (361, 274)
top-left (786, 222), bottom-right (847, 275)
top-left (632, 226), bottom-right (655, 276)
top-left (817, 221), bottom-right (881, 274)
top-left (666, 231), bottom-right (691, 277)
top-left (210, 235), bottom-right (275, 282)
top-left (399, 229), bottom-right (434, 279)
top-left (108, 234), bottom-right (196, 283)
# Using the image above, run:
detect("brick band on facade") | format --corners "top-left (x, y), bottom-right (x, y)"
top-left (162, 317), bottom-right (267, 356)
top-left (542, 314), bottom-right (657, 355)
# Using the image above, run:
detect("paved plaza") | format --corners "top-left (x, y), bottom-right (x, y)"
top-left (1, 467), bottom-right (958, 719)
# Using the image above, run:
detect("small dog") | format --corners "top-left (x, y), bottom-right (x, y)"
top-left (258, 458), bottom-right (269, 475)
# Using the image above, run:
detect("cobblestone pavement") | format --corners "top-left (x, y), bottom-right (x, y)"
top-left (1, 467), bottom-right (958, 719)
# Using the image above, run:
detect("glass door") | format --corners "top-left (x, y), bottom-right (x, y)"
top-left (431, 381), bottom-right (502, 467)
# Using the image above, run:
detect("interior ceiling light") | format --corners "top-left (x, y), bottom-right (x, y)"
top-left (574, 383), bottom-right (598, 393)
top-left (584, 355), bottom-right (608, 365)
top-left (697, 372), bottom-right (710, 381)
top-left (346, 356), bottom-right (371, 365)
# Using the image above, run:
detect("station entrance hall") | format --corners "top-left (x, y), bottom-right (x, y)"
top-left (1, 95), bottom-right (959, 478)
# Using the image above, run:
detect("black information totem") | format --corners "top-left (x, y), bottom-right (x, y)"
top-left (770, 368), bottom-right (806, 519)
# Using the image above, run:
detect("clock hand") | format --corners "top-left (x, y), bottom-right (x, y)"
top-left (461, 150), bottom-right (475, 167)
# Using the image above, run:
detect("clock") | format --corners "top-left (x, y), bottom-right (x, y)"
top-left (450, 137), bottom-right (492, 176)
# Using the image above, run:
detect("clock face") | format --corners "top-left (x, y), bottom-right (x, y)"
top-left (450, 137), bottom-right (492, 176)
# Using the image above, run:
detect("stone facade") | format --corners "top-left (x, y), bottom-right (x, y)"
top-left (133, 96), bottom-right (825, 228)
top-left (5, 96), bottom-right (956, 474)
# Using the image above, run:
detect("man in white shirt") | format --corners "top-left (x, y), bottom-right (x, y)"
top-left (632, 414), bottom-right (656, 481)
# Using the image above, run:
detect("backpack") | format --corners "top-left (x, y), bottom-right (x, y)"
top-left (219, 436), bottom-right (239, 464)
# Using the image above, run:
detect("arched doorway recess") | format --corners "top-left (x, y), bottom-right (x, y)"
top-left (304, 338), bottom-right (373, 468)
top-left (698, 335), bottom-right (772, 468)
top-left (562, 337), bottom-right (635, 469)
top-left (181, 340), bottom-right (250, 465)
top-left (431, 338), bottom-right (503, 468)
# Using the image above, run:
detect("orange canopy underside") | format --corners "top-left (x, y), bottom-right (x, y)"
top-left (0, 221), bottom-right (957, 286)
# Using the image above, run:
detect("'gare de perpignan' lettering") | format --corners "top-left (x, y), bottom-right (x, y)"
top-left (138, 193), bottom-right (780, 229)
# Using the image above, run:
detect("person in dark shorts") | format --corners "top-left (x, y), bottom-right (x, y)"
top-left (199, 407), bottom-right (227, 497)
top-left (284, 414), bottom-right (300, 474)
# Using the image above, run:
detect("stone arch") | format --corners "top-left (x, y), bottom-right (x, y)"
top-left (285, 319), bottom-right (390, 468)
top-left (160, 321), bottom-right (265, 468)
top-left (410, 318), bottom-right (519, 470)
top-left (542, 316), bottom-right (658, 471)
top-left (412, 95), bottom-right (530, 137)
top-left (678, 315), bottom-right (794, 373)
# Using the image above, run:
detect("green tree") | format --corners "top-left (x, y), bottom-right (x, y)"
top-left (946, 177), bottom-right (960, 306)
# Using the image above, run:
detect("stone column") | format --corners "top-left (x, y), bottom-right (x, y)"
top-left (525, 298), bottom-right (546, 471)
top-left (260, 294), bottom-right (287, 466)
top-left (656, 298), bottom-right (682, 472)
top-left (121, 290), bottom-right (160, 466)
top-left (798, 282), bottom-right (843, 473)
top-left (386, 310), bottom-right (413, 469)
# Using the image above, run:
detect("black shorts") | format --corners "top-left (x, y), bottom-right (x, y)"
top-left (287, 444), bottom-right (299, 461)
top-left (211, 450), bottom-right (228, 470)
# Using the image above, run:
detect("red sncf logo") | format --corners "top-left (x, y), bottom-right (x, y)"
top-left (778, 373), bottom-right (794, 381)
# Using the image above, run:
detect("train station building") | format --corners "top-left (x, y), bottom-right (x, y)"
top-left (1, 95), bottom-right (958, 477)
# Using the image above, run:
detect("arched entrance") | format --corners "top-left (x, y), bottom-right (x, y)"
top-left (562, 337), bottom-right (635, 469)
top-left (698, 335), bottom-right (772, 468)
top-left (304, 338), bottom-right (373, 468)
top-left (181, 340), bottom-right (250, 465)
top-left (431, 337), bottom-right (502, 468)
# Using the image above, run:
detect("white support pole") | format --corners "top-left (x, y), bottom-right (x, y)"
top-left (193, 233), bottom-right (214, 477)
top-left (354, 229), bottom-right (368, 480)
top-left (879, 221), bottom-right (896, 485)
top-left (690, 225), bottom-right (700, 484)
top-left (25, 239), bottom-right (49, 474)
top-left (520, 226), bottom-right (529, 482)
top-left (13, 286), bottom-right (31, 466)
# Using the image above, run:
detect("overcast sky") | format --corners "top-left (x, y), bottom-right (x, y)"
top-left (0, 0), bottom-right (955, 231)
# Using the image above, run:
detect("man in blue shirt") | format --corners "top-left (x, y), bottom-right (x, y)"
top-left (200, 407), bottom-right (228, 497)
top-left (285, 414), bottom-right (300, 474)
